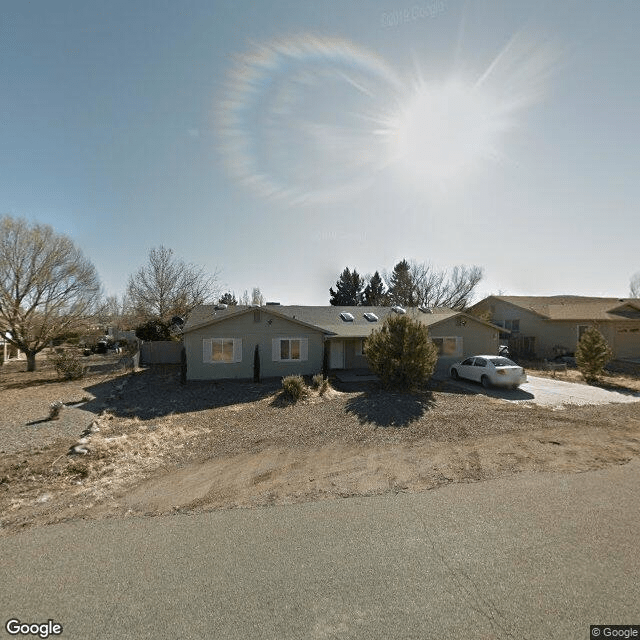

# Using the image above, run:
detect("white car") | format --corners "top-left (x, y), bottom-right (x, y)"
top-left (450, 355), bottom-right (528, 389)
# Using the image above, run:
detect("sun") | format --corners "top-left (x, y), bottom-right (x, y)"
top-left (383, 77), bottom-right (511, 189)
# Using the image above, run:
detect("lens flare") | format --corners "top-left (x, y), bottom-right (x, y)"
top-left (218, 32), bottom-right (557, 202)
top-left (217, 35), bottom-right (402, 204)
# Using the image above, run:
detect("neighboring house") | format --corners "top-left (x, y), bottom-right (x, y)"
top-left (469, 296), bottom-right (640, 361)
top-left (182, 304), bottom-right (502, 381)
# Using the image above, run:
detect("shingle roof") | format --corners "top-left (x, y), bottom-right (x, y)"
top-left (275, 306), bottom-right (457, 338)
top-left (483, 296), bottom-right (640, 321)
top-left (184, 304), bottom-right (499, 337)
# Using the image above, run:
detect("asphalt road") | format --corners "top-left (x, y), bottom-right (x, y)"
top-left (2, 461), bottom-right (639, 640)
top-left (450, 374), bottom-right (640, 407)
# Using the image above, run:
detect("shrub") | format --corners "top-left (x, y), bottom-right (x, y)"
top-left (134, 319), bottom-right (174, 342)
top-left (576, 326), bottom-right (613, 383)
top-left (311, 373), bottom-right (330, 395)
top-left (364, 314), bottom-right (438, 390)
top-left (49, 401), bottom-right (64, 420)
top-left (48, 349), bottom-right (85, 380)
top-left (66, 462), bottom-right (89, 478)
top-left (281, 374), bottom-right (308, 401)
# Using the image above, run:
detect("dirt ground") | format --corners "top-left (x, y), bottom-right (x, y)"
top-left (1, 355), bottom-right (640, 536)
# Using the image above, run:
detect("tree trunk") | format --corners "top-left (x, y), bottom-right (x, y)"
top-left (26, 351), bottom-right (37, 372)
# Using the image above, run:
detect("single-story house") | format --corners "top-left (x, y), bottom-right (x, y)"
top-left (183, 304), bottom-right (503, 381)
top-left (469, 295), bottom-right (640, 361)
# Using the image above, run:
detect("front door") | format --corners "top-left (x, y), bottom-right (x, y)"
top-left (329, 340), bottom-right (345, 369)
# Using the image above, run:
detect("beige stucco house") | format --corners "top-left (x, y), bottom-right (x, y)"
top-left (469, 296), bottom-right (640, 360)
top-left (183, 304), bottom-right (502, 381)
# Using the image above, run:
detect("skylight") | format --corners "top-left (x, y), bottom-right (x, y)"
top-left (391, 306), bottom-right (406, 314)
top-left (363, 312), bottom-right (378, 322)
top-left (340, 312), bottom-right (355, 322)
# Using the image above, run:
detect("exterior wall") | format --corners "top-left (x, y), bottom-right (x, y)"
top-left (474, 299), bottom-right (640, 359)
top-left (614, 325), bottom-right (640, 359)
top-left (331, 318), bottom-right (498, 375)
top-left (429, 316), bottom-right (499, 357)
top-left (185, 311), bottom-right (325, 380)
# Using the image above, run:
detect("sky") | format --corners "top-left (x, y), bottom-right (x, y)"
top-left (1, 0), bottom-right (639, 305)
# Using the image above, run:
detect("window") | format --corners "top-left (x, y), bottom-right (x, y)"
top-left (363, 313), bottom-right (378, 322)
top-left (461, 357), bottom-right (475, 366)
top-left (432, 337), bottom-right (460, 356)
top-left (253, 310), bottom-right (261, 323)
top-left (203, 338), bottom-right (242, 363)
top-left (473, 357), bottom-right (487, 367)
top-left (355, 338), bottom-right (366, 356)
top-left (504, 319), bottom-right (520, 334)
top-left (495, 319), bottom-right (519, 339)
top-left (577, 325), bottom-right (591, 341)
top-left (272, 338), bottom-right (308, 361)
top-left (340, 312), bottom-right (355, 322)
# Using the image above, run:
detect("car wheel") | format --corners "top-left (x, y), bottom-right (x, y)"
top-left (481, 375), bottom-right (491, 389)
top-left (451, 369), bottom-right (459, 380)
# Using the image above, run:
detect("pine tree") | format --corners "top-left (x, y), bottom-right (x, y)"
top-left (387, 259), bottom-right (415, 307)
top-left (219, 292), bottom-right (238, 306)
top-left (576, 326), bottom-right (613, 383)
top-left (329, 267), bottom-right (364, 305)
top-left (362, 271), bottom-right (386, 305)
top-left (364, 314), bottom-right (438, 390)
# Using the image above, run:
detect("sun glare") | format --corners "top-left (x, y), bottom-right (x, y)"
top-left (384, 78), bottom-right (510, 188)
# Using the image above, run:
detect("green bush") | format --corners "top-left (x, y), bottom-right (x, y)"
top-left (311, 373), bottom-right (330, 395)
top-left (47, 349), bottom-right (85, 380)
top-left (134, 319), bottom-right (174, 342)
top-left (364, 314), bottom-right (438, 390)
top-left (576, 326), bottom-right (613, 383)
top-left (282, 374), bottom-right (308, 401)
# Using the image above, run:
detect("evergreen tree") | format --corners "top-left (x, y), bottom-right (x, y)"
top-left (364, 314), bottom-right (438, 390)
top-left (329, 267), bottom-right (364, 305)
top-left (576, 326), bottom-right (613, 383)
top-left (386, 259), bottom-right (415, 307)
top-left (362, 271), bottom-right (386, 305)
top-left (218, 292), bottom-right (238, 306)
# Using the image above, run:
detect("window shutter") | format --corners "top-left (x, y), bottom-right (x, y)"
top-left (300, 338), bottom-right (308, 361)
top-left (233, 338), bottom-right (242, 362)
top-left (202, 339), bottom-right (212, 363)
top-left (272, 338), bottom-right (280, 361)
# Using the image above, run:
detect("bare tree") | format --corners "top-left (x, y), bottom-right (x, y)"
top-left (409, 261), bottom-right (483, 310)
top-left (630, 272), bottom-right (640, 298)
top-left (239, 290), bottom-right (250, 305)
top-left (0, 216), bottom-right (101, 371)
top-left (251, 287), bottom-right (265, 306)
top-left (127, 246), bottom-right (219, 320)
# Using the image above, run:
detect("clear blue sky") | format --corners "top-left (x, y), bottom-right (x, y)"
top-left (2, 0), bottom-right (639, 304)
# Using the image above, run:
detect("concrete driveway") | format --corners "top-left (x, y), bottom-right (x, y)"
top-left (448, 374), bottom-right (640, 408)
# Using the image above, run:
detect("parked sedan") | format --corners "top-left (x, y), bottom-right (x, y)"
top-left (450, 355), bottom-right (527, 389)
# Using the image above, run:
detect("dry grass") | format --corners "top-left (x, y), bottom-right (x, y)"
top-left (1, 361), bottom-right (639, 535)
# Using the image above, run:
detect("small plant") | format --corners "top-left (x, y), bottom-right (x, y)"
top-left (47, 349), bottom-right (85, 380)
top-left (66, 462), bottom-right (89, 478)
top-left (281, 374), bottom-right (308, 401)
top-left (49, 401), bottom-right (64, 420)
top-left (576, 326), bottom-right (613, 384)
top-left (311, 373), bottom-right (330, 395)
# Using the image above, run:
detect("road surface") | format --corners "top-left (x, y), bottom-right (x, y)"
top-left (2, 461), bottom-right (639, 639)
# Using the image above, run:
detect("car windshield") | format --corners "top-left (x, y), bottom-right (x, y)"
top-left (489, 357), bottom-right (518, 367)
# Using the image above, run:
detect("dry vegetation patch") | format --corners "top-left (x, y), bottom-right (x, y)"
top-left (1, 361), bottom-right (640, 535)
